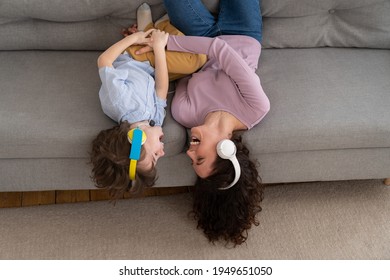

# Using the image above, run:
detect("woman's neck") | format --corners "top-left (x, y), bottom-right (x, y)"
top-left (204, 111), bottom-right (246, 137)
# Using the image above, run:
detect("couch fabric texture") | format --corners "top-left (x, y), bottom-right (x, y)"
top-left (1, 0), bottom-right (389, 191)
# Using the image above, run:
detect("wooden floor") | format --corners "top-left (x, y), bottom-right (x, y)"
top-left (0, 186), bottom-right (193, 208)
top-left (2, 178), bottom-right (388, 208)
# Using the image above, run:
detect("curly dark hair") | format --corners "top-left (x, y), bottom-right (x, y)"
top-left (90, 121), bottom-right (157, 200)
top-left (191, 135), bottom-right (264, 246)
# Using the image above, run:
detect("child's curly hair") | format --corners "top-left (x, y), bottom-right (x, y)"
top-left (90, 121), bottom-right (157, 199)
top-left (191, 134), bottom-right (264, 246)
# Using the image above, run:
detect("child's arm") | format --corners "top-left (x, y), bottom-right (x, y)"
top-left (151, 30), bottom-right (169, 100)
top-left (97, 29), bottom-right (154, 68)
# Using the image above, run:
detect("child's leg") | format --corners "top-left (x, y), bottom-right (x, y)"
top-left (217, 0), bottom-right (262, 42)
top-left (154, 14), bottom-right (170, 29)
top-left (155, 20), bottom-right (207, 81)
top-left (125, 3), bottom-right (154, 61)
top-left (163, 0), bottom-right (220, 37)
top-left (155, 19), bottom-right (183, 36)
top-left (165, 51), bottom-right (207, 81)
top-left (137, 3), bottom-right (153, 31)
top-left (127, 16), bottom-right (207, 81)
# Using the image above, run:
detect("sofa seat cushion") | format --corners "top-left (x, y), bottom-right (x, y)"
top-left (0, 51), bottom-right (186, 159)
top-left (245, 48), bottom-right (390, 154)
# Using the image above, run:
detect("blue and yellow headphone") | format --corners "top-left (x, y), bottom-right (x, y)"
top-left (127, 128), bottom-right (147, 180)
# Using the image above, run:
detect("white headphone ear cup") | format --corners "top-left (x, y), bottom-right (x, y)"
top-left (216, 140), bottom-right (241, 190)
top-left (217, 139), bottom-right (236, 159)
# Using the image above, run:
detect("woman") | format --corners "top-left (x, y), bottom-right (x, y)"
top-left (138, 0), bottom-right (270, 245)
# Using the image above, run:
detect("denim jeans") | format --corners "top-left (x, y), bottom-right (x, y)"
top-left (163, 0), bottom-right (262, 42)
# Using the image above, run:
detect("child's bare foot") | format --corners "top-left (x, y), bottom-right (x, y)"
top-left (137, 3), bottom-right (153, 31)
top-left (121, 24), bottom-right (138, 37)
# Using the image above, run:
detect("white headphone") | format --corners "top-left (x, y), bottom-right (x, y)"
top-left (216, 139), bottom-right (241, 190)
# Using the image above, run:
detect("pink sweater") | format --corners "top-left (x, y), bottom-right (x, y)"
top-left (167, 35), bottom-right (270, 129)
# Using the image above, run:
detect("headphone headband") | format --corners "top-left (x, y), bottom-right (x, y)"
top-left (216, 139), bottom-right (241, 190)
top-left (128, 128), bottom-right (146, 180)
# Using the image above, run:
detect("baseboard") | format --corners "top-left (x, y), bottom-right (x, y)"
top-left (0, 186), bottom-right (193, 208)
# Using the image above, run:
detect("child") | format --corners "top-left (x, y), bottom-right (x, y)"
top-left (90, 3), bottom-right (206, 199)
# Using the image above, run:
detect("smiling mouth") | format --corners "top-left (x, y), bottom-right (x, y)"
top-left (190, 136), bottom-right (200, 145)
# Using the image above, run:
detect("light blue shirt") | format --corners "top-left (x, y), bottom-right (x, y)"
top-left (98, 54), bottom-right (166, 126)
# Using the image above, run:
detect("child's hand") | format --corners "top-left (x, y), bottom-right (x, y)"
top-left (150, 30), bottom-right (169, 50)
top-left (130, 29), bottom-right (168, 56)
top-left (131, 29), bottom-right (154, 45)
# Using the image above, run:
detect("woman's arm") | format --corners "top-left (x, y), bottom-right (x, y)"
top-left (167, 35), bottom-right (269, 113)
top-left (97, 29), bottom-right (154, 68)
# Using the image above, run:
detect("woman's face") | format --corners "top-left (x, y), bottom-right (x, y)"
top-left (186, 126), bottom-right (222, 178)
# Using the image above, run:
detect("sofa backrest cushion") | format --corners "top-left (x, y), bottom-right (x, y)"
top-left (1, 0), bottom-right (389, 50)
top-left (261, 0), bottom-right (390, 49)
top-left (0, 0), bottom-right (166, 50)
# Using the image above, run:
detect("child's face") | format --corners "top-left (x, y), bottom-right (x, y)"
top-left (137, 126), bottom-right (165, 171)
